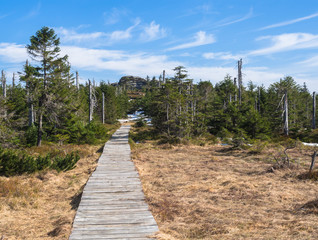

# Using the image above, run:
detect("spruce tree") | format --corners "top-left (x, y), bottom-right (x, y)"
top-left (26, 26), bottom-right (71, 146)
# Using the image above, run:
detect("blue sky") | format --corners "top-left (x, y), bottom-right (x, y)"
top-left (0, 0), bottom-right (318, 92)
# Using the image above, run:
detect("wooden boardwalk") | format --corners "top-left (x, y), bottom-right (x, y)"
top-left (69, 125), bottom-right (158, 239)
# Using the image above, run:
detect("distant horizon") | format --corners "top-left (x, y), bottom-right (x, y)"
top-left (0, 0), bottom-right (318, 92)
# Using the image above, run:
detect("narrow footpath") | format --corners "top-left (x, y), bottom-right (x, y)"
top-left (69, 125), bottom-right (158, 239)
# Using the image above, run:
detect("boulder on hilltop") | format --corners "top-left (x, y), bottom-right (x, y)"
top-left (118, 76), bottom-right (147, 90)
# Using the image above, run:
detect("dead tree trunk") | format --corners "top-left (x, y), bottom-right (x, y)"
top-left (313, 92), bottom-right (316, 129)
top-left (309, 151), bottom-right (317, 173)
top-left (37, 113), bottom-right (43, 146)
top-left (233, 77), bottom-right (237, 102)
top-left (238, 59), bottom-right (242, 105)
top-left (2, 70), bottom-right (6, 98)
top-left (89, 79), bottom-right (93, 123)
top-left (2, 70), bottom-right (7, 119)
top-left (163, 70), bottom-right (166, 84)
top-left (102, 92), bottom-right (105, 124)
top-left (12, 73), bottom-right (15, 88)
top-left (29, 103), bottom-right (34, 126)
top-left (283, 90), bottom-right (289, 136)
top-left (258, 87), bottom-right (261, 113)
top-left (76, 71), bottom-right (79, 90)
top-left (25, 60), bottom-right (35, 127)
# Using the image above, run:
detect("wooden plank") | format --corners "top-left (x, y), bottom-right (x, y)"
top-left (69, 125), bottom-right (158, 240)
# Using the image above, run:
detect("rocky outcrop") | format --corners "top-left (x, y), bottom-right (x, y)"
top-left (118, 76), bottom-right (147, 90)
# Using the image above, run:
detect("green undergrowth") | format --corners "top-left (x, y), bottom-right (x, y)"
top-left (0, 147), bottom-right (80, 176)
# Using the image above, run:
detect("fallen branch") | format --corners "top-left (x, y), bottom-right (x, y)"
top-left (309, 151), bottom-right (318, 173)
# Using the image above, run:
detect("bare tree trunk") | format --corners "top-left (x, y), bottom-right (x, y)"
top-left (258, 87), bottom-right (261, 113)
top-left (313, 92), bottom-right (316, 129)
top-left (284, 90), bottom-right (289, 136)
top-left (2, 70), bottom-right (6, 98)
top-left (167, 102), bottom-right (170, 135)
top-left (309, 151), bottom-right (317, 173)
top-left (76, 71), bottom-right (79, 90)
top-left (12, 73), bottom-right (15, 88)
top-left (29, 103), bottom-right (34, 126)
top-left (37, 113), bottom-right (43, 146)
top-left (102, 92), bottom-right (105, 124)
top-left (89, 80), bottom-right (93, 123)
top-left (234, 77), bottom-right (237, 102)
top-left (25, 61), bottom-right (35, 127)
top-left (238, 59), bottom-right (242, 105)
top-left (255, 94), bottom-right (257, 110)
top-left (2, 70), bottom-right (7, 119)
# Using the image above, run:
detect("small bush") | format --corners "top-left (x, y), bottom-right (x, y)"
top-left (68, 121), bottom-right (110, 145)
top-left (25, 124), bottom-right (37, 147)
top-left (135, 118), bottom-right (146, 128)
top-left (0, 147), bottom-right (80, 176)
top-left (248, 140), bottom-right (268, 154)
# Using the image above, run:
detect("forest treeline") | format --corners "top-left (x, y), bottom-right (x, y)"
top-left (0, 27), bottom-right (129, 148)
top-left (0, 26), bottom-right (317, 150)
top-left (135, 66), bottom-right (317, 144)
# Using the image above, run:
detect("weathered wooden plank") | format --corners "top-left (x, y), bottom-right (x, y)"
top-left (69, 125), bottom-right (158, 240)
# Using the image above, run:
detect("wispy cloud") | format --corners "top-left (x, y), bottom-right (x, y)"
top-left (167, 31), bottom-right (215, 51)
top-left (0, 13), bottom-right (10, 20)
top-left (215, 7), bottom-right (253, 27)
top-left (103, 8), bottom-right (129, 25)
top-left (260, 12), bottom-right (318, 30)
top-left (56, 27), bottom-right (107, 42)
top-left (109, 18), bottom-right (140, 41)
top-left (56, 20), bottom-right (140, 46)
top-left (61, 45), bottom-right (181, 76)
top-left (298, 55), bottom-right (318, 67)
top-left (203, 51), bottom-right (243, 61)
top-left (178, 4), bottom-right (216, 18)
top-left (249, 33), bottom-right (318, 56)
top-left (140, 21), bottom-right (166, 42)
top-left (188, 66), bottom-right (283, 85)
top-left (21, 1), bottom-right (41, 20)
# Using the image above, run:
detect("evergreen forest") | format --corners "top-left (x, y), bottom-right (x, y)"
top-left (0, 26), bottom-right (317, 153)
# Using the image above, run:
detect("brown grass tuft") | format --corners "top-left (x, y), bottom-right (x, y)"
top-left (0, 143), bottom-right (102, 239)
top-left (132, 142), bottom-right (318, 239)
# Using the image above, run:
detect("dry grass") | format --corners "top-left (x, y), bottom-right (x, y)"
top-left (0, 144), bottom-right (102, 240)
top-left (132, 142), bottom-right (318, 240)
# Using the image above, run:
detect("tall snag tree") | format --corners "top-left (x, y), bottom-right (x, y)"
top-left (26, 26), bottom-right (71, 146)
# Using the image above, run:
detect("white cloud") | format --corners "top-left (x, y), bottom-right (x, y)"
top-left (203, 51), bottom-right (243, 61)
top-left (249, 33), bottom-right (318, 56)
top-left (260, 12), bottom-right (318, 30)
top-left (167, 31), bottom-right (215, 51)
top-left (61, 45), bottom-right (283, 87)
top-left (215, 7), bottom-right (253, 28)
top-left (188, 66), bottom-right (283, 87)
top-left (0, 41), bottom-right (315, 91)
top-left (56, 20), bottom-right (140, 45)
top-left (0, 43), bottom-right (28, 63)
top-left (140, 21), bottom-right (166, 41)
top-left (61, 45), bottom-right (181, 77)
top-left (56, 27), bottom-right (107, 42)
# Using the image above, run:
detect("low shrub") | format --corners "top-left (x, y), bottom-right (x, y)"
top-left (0, 147), bottom-right (80, 176)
